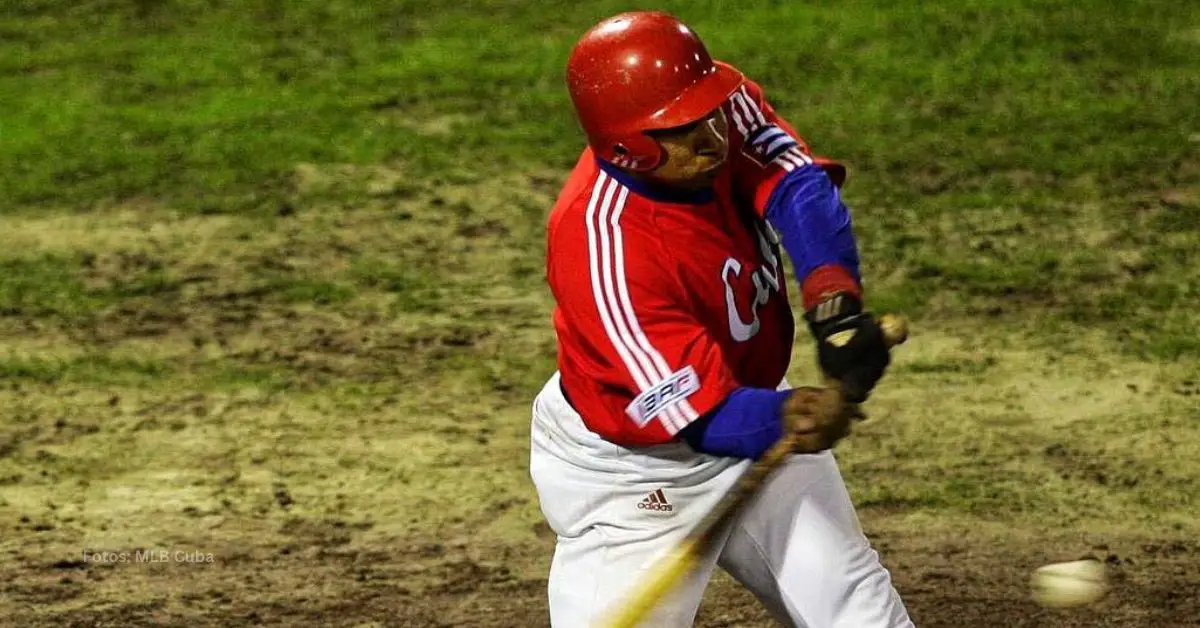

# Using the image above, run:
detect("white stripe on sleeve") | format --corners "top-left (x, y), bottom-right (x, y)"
top-left (607, 190), bottom-right (696, 428)
top-left (587, 174), bottom-right (693, 432)
top-left (586, 173), bottom-right (652, 393)
top-left (739, 86), bottom-right (769, 126)
top-left (764, 134), bottom-right (794, 155)
top-left (731, 92), bottom-right (760, 134)
top-left (776, 146), bottom-right (812, 171)
top-left (727, 98), bottom-right (750, 138)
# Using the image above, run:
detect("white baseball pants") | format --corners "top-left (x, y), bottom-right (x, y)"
top-left (529, 372), bottom-right (913, 627)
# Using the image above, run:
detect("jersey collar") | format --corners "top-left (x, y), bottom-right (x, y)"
top-left (596, 158), bottom-right (715, 205)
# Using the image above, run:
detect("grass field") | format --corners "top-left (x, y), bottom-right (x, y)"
top-left (1, 1), bottom-right (1198, 626)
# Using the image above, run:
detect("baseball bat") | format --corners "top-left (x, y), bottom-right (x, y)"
top-left (599, 314), bottom-right (909, 628)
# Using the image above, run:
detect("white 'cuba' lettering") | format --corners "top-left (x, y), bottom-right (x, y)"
top-left (722, 224), bottom-right (782, 342)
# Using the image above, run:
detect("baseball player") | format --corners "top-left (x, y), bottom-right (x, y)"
top-left (530, 11), bottom-right (913, 627)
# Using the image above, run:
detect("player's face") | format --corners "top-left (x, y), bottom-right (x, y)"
top-left (647, 108), bottom-right (729, 189)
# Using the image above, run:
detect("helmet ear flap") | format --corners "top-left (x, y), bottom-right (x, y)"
top-left (603, 134), bottom-right (663, 171)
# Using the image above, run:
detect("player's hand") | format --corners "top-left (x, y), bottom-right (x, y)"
top-left (782, 386), bottom-right (858, 454)
top-left (805, 293), bottom-right (891, 404)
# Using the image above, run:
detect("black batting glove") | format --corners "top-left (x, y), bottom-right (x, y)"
top-left (805, 292), bottom-right (890, 403)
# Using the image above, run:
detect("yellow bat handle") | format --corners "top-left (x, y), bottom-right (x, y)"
top-left (601, 542), bottom-right (703, 628)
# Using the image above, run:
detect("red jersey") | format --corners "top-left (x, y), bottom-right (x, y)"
top-left (547, 79), bottom-right (837, 447)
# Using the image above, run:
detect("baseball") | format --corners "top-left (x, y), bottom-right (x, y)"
top-left (1030, 559), bottom-right (1109, 608)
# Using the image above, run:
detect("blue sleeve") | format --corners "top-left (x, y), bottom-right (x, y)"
top-left (679, 387), bottom-right (792, 459)
top-left (764, 166), bottom-right (862, 281)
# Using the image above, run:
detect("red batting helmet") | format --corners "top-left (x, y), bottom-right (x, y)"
top-left (566, 11), bottom-right (745, 171)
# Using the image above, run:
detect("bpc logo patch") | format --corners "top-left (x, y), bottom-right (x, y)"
top-left (625, 367), bottom-right (700, 427)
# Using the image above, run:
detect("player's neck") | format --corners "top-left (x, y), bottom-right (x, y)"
top-left (597, 158), bottom-right (715, 205)
top-left (640, 172), bottom-right (713, 191)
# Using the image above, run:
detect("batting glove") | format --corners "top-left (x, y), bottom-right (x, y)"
top-left (805, 292), bottom-right (891, 404)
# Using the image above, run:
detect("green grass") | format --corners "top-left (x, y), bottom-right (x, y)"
top-left (0, 353), bottom-right (172, 385)
top-left (349, 257), bottom-right (446, 312)
top-left (3, 0), bottom-right (1197, 356)
top-left (4, 1), bottom-right (1196, 209)
top-left (276, 279), bottom-right (356, 306)
top-left (0, 254), bottom-right (99, 317)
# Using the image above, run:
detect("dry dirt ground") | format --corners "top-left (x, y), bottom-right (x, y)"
top-left (2, 173), bottom-right (1197, 627)
top-left (7, 526), bottom-right (1200, 627)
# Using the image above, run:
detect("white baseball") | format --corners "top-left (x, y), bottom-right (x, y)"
top-left (1030, 559), bottom-right (1109, 608)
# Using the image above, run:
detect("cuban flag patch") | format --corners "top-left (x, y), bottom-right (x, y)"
top-left (625, 367), bottom-right (701, 428)
top-left (729, 87), bottom-right (810, 170)
top-left (742, 124), bottom-right (799, 167)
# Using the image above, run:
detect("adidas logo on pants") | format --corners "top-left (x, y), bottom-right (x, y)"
top-left (637, 489), bottom-right (673, 512)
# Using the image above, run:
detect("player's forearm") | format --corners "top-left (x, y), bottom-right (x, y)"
top-left (763, 166), bottom-right (863, 309)
top-left (766, 166), bottom-right (891, 402)
top-left (679, 387), bottom-right (792, 459)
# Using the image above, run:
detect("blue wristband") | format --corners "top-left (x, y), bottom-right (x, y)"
top-left (679, 387), bottom-right (792, 459)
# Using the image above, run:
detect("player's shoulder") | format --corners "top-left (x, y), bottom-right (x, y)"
top-left (549, 152), bottom-right (660, 241)
top-left (548, 151), bottom-right (596, 227)
top-left (547, 154), bottom-right (670, 290)
top-left (737, 73), bottom-right (769, 103)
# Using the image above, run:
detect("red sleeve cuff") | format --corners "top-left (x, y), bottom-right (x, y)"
top-left (800, 264), bottom-right (862, 310)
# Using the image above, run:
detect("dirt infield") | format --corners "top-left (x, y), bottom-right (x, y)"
top-left (3, 190), bottom-right (1198, 627)
top-left (6, 517), bottom-right (1199, 626)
